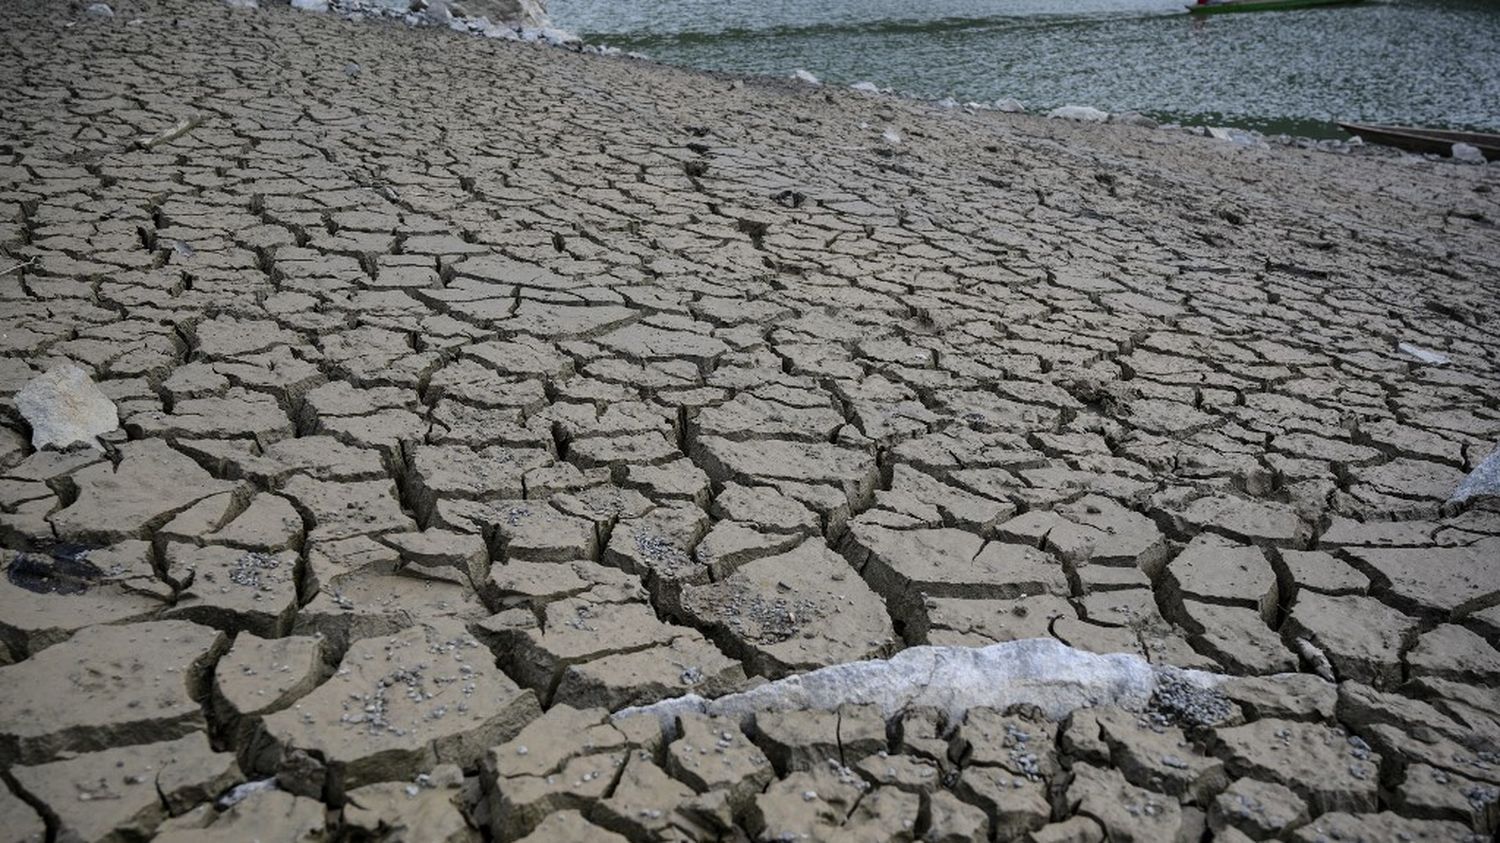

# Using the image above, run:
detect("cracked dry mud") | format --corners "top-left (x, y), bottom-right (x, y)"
top-left (1, 0), bottom-right (1499, 840)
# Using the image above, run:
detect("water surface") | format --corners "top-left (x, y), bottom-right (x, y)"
top-left (549, 0), bottom-right (1500, 137)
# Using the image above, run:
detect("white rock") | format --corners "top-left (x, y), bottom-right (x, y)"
top-left (15, 364), bottom-right (119, 452)
top-left (1207, 126), bottom-right (1268, 149)
top-left (290, 0), bottom-right (328, 11)
top-left (994, 98), bottom-right (1025, 113)
top-left (849, 81), bottom-right (880, 94)
top-left (223, 0), bottom-right (258, 8)
top-left (615, 638), bottom-right (1227, 733)
top-left (881, 127), bottom-right (902, 145)
top-left (83, 2), bottom-right (114, 17)
top-left (1452, 142), bottom-right (1486, 164)
top-left (216, 778), bottom-right (278, 809)
top-left (1397, 342), bottom-right (1450, 365)
top-left (791, 69), bottom-right (820, 86)
top-left (936, 97), bottom-right (959, 109)
top-left (1048, 105), bottom-right (1109, 123)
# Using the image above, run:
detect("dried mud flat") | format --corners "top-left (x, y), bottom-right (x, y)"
top-left (2, 0), bottom-right (1499, 840)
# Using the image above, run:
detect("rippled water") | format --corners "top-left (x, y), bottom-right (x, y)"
top-left (548, 0), bottom-right (1500, 137)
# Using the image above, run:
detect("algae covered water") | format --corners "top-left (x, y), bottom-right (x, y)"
top-left (548, 0), bottom-right (1500, 138)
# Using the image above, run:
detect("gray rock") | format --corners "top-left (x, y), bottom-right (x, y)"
top-left (14, 364), bottom-right (119, 451)
top-left (1398, 342), bottom-right (1451, 365)
top-left (1451, 142), bottom-right (1486, 164)
top-left (1451, 447), bottom-right (1500, 504)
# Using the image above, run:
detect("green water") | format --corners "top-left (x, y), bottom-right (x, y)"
top-left (549, 0), bottom-right (1500, 138)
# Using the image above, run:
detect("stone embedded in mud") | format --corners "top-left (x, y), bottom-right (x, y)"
top-left (14, 363), bottom-right (118, 451)
top-left (259, 619), bottom-right (539, 800)
top-left (0, 619), bottom-right (226, 765)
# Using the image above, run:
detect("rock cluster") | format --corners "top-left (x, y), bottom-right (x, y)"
top-left (0, 0), bottom-right (1497, 839)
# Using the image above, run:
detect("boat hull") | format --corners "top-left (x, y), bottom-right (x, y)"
top-left (1338, 122), bottom-right (1500, 161)
top-left (1187, 0), bottom-right (1365, 14)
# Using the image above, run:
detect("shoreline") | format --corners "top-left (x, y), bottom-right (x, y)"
top-left (291, 0), bottom-right (1485, 160)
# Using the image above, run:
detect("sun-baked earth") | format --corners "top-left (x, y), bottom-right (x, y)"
top-left (1, 0), bottom-right (1498, 840)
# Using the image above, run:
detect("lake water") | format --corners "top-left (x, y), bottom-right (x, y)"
top-left (548, 0), bottom-right (1500, 138)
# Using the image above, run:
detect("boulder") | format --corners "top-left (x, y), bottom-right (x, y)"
top-left (14, 363), bottom-right (118, 450)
